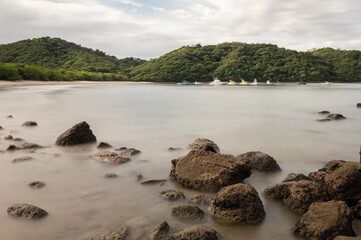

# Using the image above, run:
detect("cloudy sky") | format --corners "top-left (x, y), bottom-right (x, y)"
top-left (0, 0), bottom-right (360, 59)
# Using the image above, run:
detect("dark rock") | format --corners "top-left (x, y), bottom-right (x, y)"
top-left (7, 203), bottom-right (47, 219)
top-left (149, 221), bottom-right (169, 240)
top-left (22, 121), bottom-right (37, 126)
top-left (327, 114), bottom-right (347, 120)
top-left (21, 142), bottom-right (43, 150)
top-left (90, 224), bottom-right (128, 240)
top-left (317, 118), bottom-right (332, 122)
top-left (188, 138), bottom-right (220, 153)
top-left (357, 103), bottom-right (361, 108)
top-left (282, 173), bottom-right (309, 182)
top-left (353, 200), bottom-right (361, 220)
top-left (4, 135), bottom-right (13, 140)
top-left (292, 201), bottom-right (354, 240)
top-left (171, 205), bottom-right (204, 220)
top-left (0, 126), bottom-right (3, 130)
top-left (159, 189), bottom-right (185, 201)
top-left (104, 173), bottom-right (118, 179)
top-left (319, 110), bottom-right (331, 114)
top-left (191, 195), bottom-right (214, 205)
top-left (141, 179), bottom-right (167, 185)
top-left (55, 121), bottom-right (96, 146)
top-left (236, 151), bottom-right (281, 171)
top-left (170, 150), bottom-right (251, 192)
top-left (6, 115), bottom-right (13, 118)
top-left (208, 183), bottom-right (265, 224)
top-left (115, 147), bottom-right (127, 151)
top-left (12, 156), bottom-right (33, 163)
top-left (92, 151), bottom-right (130, 164)
top-left (168, 147), bottom-right (182, 151)
top-left (168, 225), bottom-right (219, 240)
top-left (28, 181), bottom-right (45, 189)
top-left (7, 144), bottom-right (18, 151)
top-left (13, 137), bottom-right (24, 142)
top-left (334, 236), bottom-right (361, 240)
top-left (136, 174), bottom-right (143, 180)
top-left (120, 148), bottom-right (141, 156)
top-left (97, 142), bottom-right (112, 149)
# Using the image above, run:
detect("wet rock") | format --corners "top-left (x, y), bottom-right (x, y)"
top-left (55, 121), bottom-right (96, 146)
top-left (7, 144), bottom-right (18, 151)
top-left (7, 203), bottom-right (47, 220)
top-left (170, 150), bottom-right (251, 192)
top-left (168, 225), bottom-right (219, 240)
top-left (4, 135), bottom-right (13, 140)
top-left (21, 142), bottom-right (43, 150)
top-left (92, 151), bottom-right (130, 164)
top-left (136, 174), bottom-right (143, 180)
top-left (120, 148), bottom-right (141, 156)
top-left (188, 138), bottom-right (220, 153)
top-left (28, 181), bottom-right (45, 189)
top-left (171, 205), bottom-right (204, 220)
top-left (22, 121), bottom-right (38, 126)
top-left (104, 173), bottom-right (118, 179)
top-left (141, 179), bottom-right (167, 185)
top-left (13, 137), bottom-right (24, 142)
top-left (90, 224), bottom-right (128, 240)
top-left (292, 201), bottom-right (354, 240)
top-left (327, 114), bottom-right (346, 120)
top-left (159, 189), bottom-right (185, 201)
top-left (317, 118), bottom-right (332, 122)
top-left (319, 110), bottom-right (330, 114)
top-left (282, 173), bottom-right (309, 182)
top-left (357, 103), bottom-right (361, 108)
top-left (149, 221), bottom-right (169, 240)
top-left (236, 151), bottom-right (281, 171)
top-left (191, 195), bottom-right (214, 205)
top-left (115, 147), bottom-right (127, 151)
top-left (168, 147), bottom-right (182, 151)
top-left (97, 142), bottom-right (112, 149)
top-left (6, 115), bottom-right (13, 118)
top-left (12, 156), bottom-right (34, 163)
top-left (208, 183), bottom-right (265, 224)
top-left (308, 160), bottom-right (361, 202)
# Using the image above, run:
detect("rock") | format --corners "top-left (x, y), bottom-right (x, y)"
top-left (191, 195), bottom-right (214, 205)
top-left (354, 200), bottom-right (361, 219)
top-left (22, 121), bottom-right (38, 126)
top-left (7, 142), bottom-right (43, 151)
top-left (119, 148), bottom-right (141, 156)
top-left (115, 147), bottom-right (127, 151)
top-left (188, 138), bottom-right (220, 153)
top-left (141, 179), bottom-right (167, 185)
top-left (13, 137), bottom-right (24, 142)
top-left (170, 150), bottom-right (251, 192)
top-left (282, 173), bottom-right (309, 182)
top-left (327, 114), bottom-right (346, 120)
top-left (149, 221), bottom-right (169, 240)
top-left (104, 173), bottom-right (118, 179)
top-left (6, 115), bottom-right (13, 118)
top-left (208, 183), bottom-right (265, 224)
top-left (90, 224), bottom-right (128, 240)
top-left (264, 180), bottom-right (327, 214)
top-left (92, 151), bottom-right (130, 164)
top-left (168, 147), bottom-right (182, 151)
top-left (308, 160), bottom-right (361, 202)
top-left (4, 135), bottom-right (13, 140)
top-left (12, 156), bottom-right (33, 163)
top-left (292, 201), bottom-right (354, 240)
top-left (168, 225), bottom-right (219, 240)
top-left (7, 203), bottom-right (47, 219)
top-left (55, 121), bottom-right (96, 146)
top-left (136, 174), bottom-right (143, 180)
top-left (97, 142), bottom-right (112, 149)
top-left (319, 110), bottom-right (331, 114)
top-left (334, 237), bottom-right (361, 240)
top-left (159, 189), bottom-right (185, 201)
top-left (236, 151), bottom-right (281, 171)
top-left (317, 118), bottom-right (332, 122)
top-left (171, 205), bottom-right (204, 220)
top-left (28, 181), bottom-right (45, 189)
top-left (7, 144), bottom-right (18, 151)
top-left (357, 103), bottom-right (361, 108)
top-left (0, 126), bottom-right (3, 130)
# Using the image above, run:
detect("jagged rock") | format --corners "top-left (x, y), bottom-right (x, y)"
top-left (97, 142), bottom-right (112, 149)
top-left (149, 221), bottom-right (169, 240)
top-left (327, 114), bottom-right (346, 120)
top-left (7, 203), bottom-right (47, 219)
top-left (159, 189), bottom-right (185, 201)
top-left (4, 135), bottom-right (13, 140)
top-left (168, 225), bottom-right (219, 240)
top-left (208, 183), bottom-right (265, 224)
top-left (168, 147), bottom-right (182, 151)
top-left (188, 138), bottom-right (220, 153)
top-left (90, 224), bottom-right (128, 240)
top-left (22, 121), bottom-right (37, 126)
top-left (191, 195), bottom-right (214, 205)
top-left (292, 201), bottom-right (354, 240)
top-left (282, 173), bottom-right (309, 182)
top-left (171, 205), bottom-right (204, 220)
top-left (55, 121), bottom-right (96, 146)
top-left (104, 173), bottom-right (118, 179)
top-left (12, 156), bottom-right (33, 163)
top-left (319, 110), bottom-right (330, 114)
top-left (170, 150), bottom-right (251, 192)
top-left (92, 151), bottom-right (130, 164)
top-left (28, 181), bottom-right (45, 189)
top-left (141, 179), bottom-right (167, 185)
top-left (236, 151), bottom-right (281, 171)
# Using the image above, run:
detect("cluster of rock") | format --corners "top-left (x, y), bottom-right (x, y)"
top-left (317, 111), bottom-right (347, 122)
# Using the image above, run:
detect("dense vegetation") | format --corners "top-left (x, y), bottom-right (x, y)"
top-left (0, 37), bottom-right (360, 82)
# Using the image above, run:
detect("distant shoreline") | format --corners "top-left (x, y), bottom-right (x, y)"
top-left (0, 80), bottom-right (153, 87)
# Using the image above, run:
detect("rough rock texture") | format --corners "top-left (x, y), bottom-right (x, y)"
top-left (353, 200), bottom-right (361, 220)
top-left (159, 189), bottom-right (185, 201)
top-left (7, 203), bottom-right (47, 219)
top-left (90, 224), bottom-right (128, 240)
top-left (188, 138), bottom-right (220, 153)
top-left (149, 221), bottom-right (169, 240)
top-left (104, 173), bottom-right (118, 179)
top-left (4, 135), bottom-right (13, 140)
top-left (283, 173), bottom-right (309, 182)
top-left (119, 148), bottom-right (141, 156)
top-left (168, 225), bottom-right (219, 240)
top-left (97, 142), bottom-right (112, 149)
top-left (264, 180), bottom-right (327, 214)
top-left (327, 114), bottom-right (347, 120)
top-left (55, 121), bottom-right (96, 146)
top-left (22, 121), bottom-right (38, 126)
top-left (191, 195), bottom-right (214, 205)
top-left (12, 156), bottom-right (34, 163)
top-left (334, 237), bottom-right (361, 240)
top-left (140, 179), bottom-right (167, 185)
top-left (319, 111), bottom-right (331, 114)
top-left (170, 150), bottom-right (251, 192)
top-left (308, 160), bottom-right (361, 202)
top-left (171, 205), bottom-right (205, 220)
top-left (236, 151), bottom-right (281, 171)
top-left (92, 151), bottom-right (130, 164)
top-left (208, 183), bottom-right (265, 224)
top-left (28, 181), bottom-right (45, 189)
top-left (292, 201), bottom-right (354, 240)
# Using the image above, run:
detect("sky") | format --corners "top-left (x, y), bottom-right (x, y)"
top-left (0, 0), bottom-right (360, 59)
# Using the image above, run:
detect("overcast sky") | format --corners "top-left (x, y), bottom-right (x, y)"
top-left (0, 0), bottom-right (360, 59)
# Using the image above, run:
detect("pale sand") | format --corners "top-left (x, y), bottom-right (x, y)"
top-left (0, 80), bottom-right (152, 87)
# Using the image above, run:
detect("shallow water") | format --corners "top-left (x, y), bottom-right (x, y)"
top-left (0, 83), bottom-right (360, 240)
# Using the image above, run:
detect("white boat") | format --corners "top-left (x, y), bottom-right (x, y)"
top-left (209, 77), bottom-right (227, 86)
top-left (266, 80), bottom-right (272, 85)
top-left (240, 79), bottom-right (249, 85)
top-left (194, 81), bottom-right (203, 85)
top-left (250, 78), bottom-right (260, 86)
top-left (227, 80), bottom-right (237, 85)
top-left (321, 81), bottom-right (331, 85)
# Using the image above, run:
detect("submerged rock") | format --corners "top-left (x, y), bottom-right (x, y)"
top-left (319, 110), bottom-right (330, 114)
top-left (7, 203), bottom-right (47, 220)
top-left (22, 121), bottom-right (38, 127)
top-left (159, 189), bottom-right (185, 201)
top-left (327, 113), bottom-right (346, 120)
top-left (12, 156), bottom-right (34, 163)
top-left (90, 224), bottom-right (128, 240)
top-left (282, 173), bottom-right (309, 182)
top-left (149, 221), bottom-right (169, 240)
top-left (168, 147), bottom-right (182, 151)
top-left (119, 147), bottom-right (141, 156)
top-left (171, 205), bottom-right (205, 220)
top-left (236, 151), bottom-right (281, 171)
top-left (141, 179), bottom-right (167, 185)
top-left (0, 126), bottom-right (3, 130)
top-left (104, 173), bottom-right (118, 179)
top-left (191, 195), bottom-right (214, 205)
top-left (170, 150), bottom-right (251, 192)
top-left (168, 225), bottom-right (219, 240)
top-left (55, 121), bottom-right (96, 146)
top-left (188, 138), bottom-right (220, 153)
top-left (208, 183), bottom-right (265, 224)
top-left (7, 142), bottom-right (44, 151)
top-left (317, 118), bottom-right (332, 122)
top-left (4, 135), bottom-right (13, 140)
top-left (92, 151), bottom-right (130, 164)
top-left (6, 115), bottom-right (13, 118)
top-left (97, 142), bottom-right (112, 149)
top-left (292, 201), bottom-right (354, 240)
top-left (13, 137), bottom-right (24, 142)
top-left (28, 181), bottom-right (45, 189)
top-left (136, 174), bottom-right (143, 180)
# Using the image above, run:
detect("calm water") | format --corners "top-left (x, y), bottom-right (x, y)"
top-left (0, 83), bottom-right (360, 240)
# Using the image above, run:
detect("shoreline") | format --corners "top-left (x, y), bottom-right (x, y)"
top-left (0, 80), bottom-right (153, 87)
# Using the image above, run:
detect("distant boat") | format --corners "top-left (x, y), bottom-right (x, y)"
top-left (227, 80), bottom-right (237, 85)
top-left (266, 80), bottom-right (272, 85)
top-left (209, 77), bottom-right (226, 86)
top-left (321, 81), bottom-right (331, 85)
top-left (194, 81), bottom-right (203, 85)
top-left (177, 80), bottom-right (193, 85)
top-left (250, 78), bottom-right (260, 86)
top-left (297, 82), bottom-right (306, 85)
top-left (240, 79), bottom-right (249, 85)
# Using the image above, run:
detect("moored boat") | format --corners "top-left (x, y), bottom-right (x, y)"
top-left (210, 77), bottom-right (227, 86)
top-left (227, 80), bottom-right (237, 85)
top-left (240, 79), bottom-right (249, 85)
top-left (250, 78), bottom-right (260, 86)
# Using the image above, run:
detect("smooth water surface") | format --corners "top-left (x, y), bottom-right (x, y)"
top-left (0, 83), bottom-right (360, 239)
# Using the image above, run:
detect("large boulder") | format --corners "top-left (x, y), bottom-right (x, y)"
top-left (7, 203), bottom-right (47, 220)
top-left (149, 221), bottom-right (169, 240)
top-left (90, 224), bottom-right (128, 240)
top-left (188, 138), bottom-right (220, 153)
top-left (292, 201), bottom-right (354, 240)
top-left (168, 225), bottom-right (219, 240)
top-left (308, 160), bottom-right (361, 202)
top-left (170, 150), bottom-right (251, 192)
top-left (55, 121), bottom-right (96, 146)
top-left (208, 183), bottom-right (265, 224)
top-left (92, 151), bottom-right (130, 164)
top-left (236, 151), bottom-right (281, 171)
top-left (171, 205), bottom-right (205, 220)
